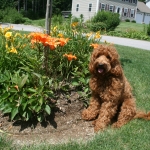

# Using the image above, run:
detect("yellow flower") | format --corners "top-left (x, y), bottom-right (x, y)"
top-left (71, 22), bottom-right (78, 28)
top-left (53, 26), bottom-right (57, 32)
top-left (15, 33), bottom-right (22, 38)
top-left (94, 31), bottom-right (101, 39)
top-left (3, 27), bottom-right (12, 34)
top-left (58, 33), bottom-right (64, 38)
top-left (5, 32), bottom-right (12, 39)
top-left (5, 43), bottom-right (8, 49)
top-left (86, 32), bottom-right (93, 38)
top-left (9, 47), bottom-right (17, 54)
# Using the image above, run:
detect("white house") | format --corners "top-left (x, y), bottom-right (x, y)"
top-left (71, 0), bottom-right (150, 24)
top-left (136, 1), bottom-right (150, 24)
top-left (146, 0), bottom-right (150, 8)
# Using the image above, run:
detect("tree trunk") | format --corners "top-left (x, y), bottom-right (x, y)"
top-left (18, 0), bottom-right (20, 12)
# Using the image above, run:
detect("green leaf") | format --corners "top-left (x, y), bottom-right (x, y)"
top-left (39, 97), bottom-right (43, 105)
top-left (79, 77), bottom-right (85, 83)
top-left (0, 92), bottom-right (10, 100)
top-left (2, 107), bottom-right (12, 114)
top-left (84, 88), bottom-right (89, 93)
top-left (11, 107), bottom-right (19, 120)
top-left (27, 88), bottom-right (37, 93)
top-left (72, 81), bottom-right (79, 86)
top-left (32, 72), bottom-right (42, 78)
top-left (19, 75), bottom-right (28, 88)
top-left (45, 105), bottom-right (51, 115)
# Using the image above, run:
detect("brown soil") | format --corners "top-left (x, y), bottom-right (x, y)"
top-left (0, 92), bottom-right (95, 146)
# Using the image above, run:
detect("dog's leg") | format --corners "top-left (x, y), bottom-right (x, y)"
top-left (82, 96), bottom-right (101, 121)
top-left (94, 102), bottom-right (117, 132)
top-left (112, 98), bottom-right (136, 128)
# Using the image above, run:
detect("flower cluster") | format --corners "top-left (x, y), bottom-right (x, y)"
top-left (90, 43), bottom-right (99, 49)
top-left (71, 22), bottom-right (78, 28)
top-left (63, 53), bottom-right (77, 61)
top-left (29, 32), bottom-right (69, 50)
top-left (1, 26), bottom-right (26, 54)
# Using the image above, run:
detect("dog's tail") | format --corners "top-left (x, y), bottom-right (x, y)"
top-left (134, 111), bottom-right (150, 120)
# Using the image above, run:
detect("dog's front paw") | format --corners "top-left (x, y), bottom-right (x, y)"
top-left (94, 122), bottom-right (106, 132)
top-left (82, 109), bottom-right (92, 120)
top-left (112, 122), bottom-right (123, 128)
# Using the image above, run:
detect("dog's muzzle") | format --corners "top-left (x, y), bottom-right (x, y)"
top-left (97, 64), bottom-right (105, 74)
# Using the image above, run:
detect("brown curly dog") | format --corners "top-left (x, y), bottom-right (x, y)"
top-left (82, 44), bottom-right (150, 132)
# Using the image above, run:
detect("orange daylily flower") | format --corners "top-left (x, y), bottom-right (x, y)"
top-left (90, 43), bottom-right (99, 49)
top-left (58, 38), bottom-right (69, 47)
top-left (63, 53), bottom-right (77, 61)
top-left (14, 85), bottom-right (19, 91)
top-left (29, 32), bottom-right (69, 50)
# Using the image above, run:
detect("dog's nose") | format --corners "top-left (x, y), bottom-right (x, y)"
top-left (98, 64), bottom-right (104, 66)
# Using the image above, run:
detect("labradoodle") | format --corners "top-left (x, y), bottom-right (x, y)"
top-left (82, 44), bottom-right (150, 132)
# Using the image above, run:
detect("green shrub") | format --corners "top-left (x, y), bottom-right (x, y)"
top-left (125, 19), bottom-right (130, 22)
top-left (147, 24), bottom-right (150, 36)
top-left (90, 22), bottom-right (107, 32)
top-left (0, 10), bottom-right (4, 21)
top-left (91, 11), bottom-right (120, 31)
top-left (108, 29), bottom-right (150, 40)
top-left (131, 20), bottom-right (136, 23)
top-left (2, 7), bottom-right (25, 24)
top-left (52, 14), bottom-right (64, 25)
top-left (72, 16), bottom-right (80, 22)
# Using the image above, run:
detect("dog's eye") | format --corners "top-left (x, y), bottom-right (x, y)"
top-left (96, 54), bottom-right (101, 58)
top-left (106, 55), bottom-right (111, 60)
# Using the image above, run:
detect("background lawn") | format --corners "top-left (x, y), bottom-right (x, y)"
top-left (115, 22), bottom-right (145, 32)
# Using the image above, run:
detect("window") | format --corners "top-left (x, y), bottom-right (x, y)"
top-left (109, 5), bottom-right (114, 12)
top-left (117, 7), bottom-right (120, 14)
top-left (132, 0), bottom-right (136, 3)
top-left (89, 3), bottom-right (92, 12)
top-left (76, 4), bottom-right (79, 12)
top-left (130, 9), bottom-right (134, 17)
top-left (124, 8), bottom-right (128, 16)
top-left (101, 3), bottom-right (105, 10)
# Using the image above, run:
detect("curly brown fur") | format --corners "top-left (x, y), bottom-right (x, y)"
top-left (82, 44), bottom-right (150, 132)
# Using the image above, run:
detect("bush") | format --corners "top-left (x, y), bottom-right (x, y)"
top-left (91, 11), bottom-right (120, 31)
top-left (2, 7), bottom-right (25, 24)
top-left (90, 22), bottom-right (107, 32)
top-left (125, 19), bottom-right (130, 22)
top-left (131, 20), bottom-right (136, 23)
top-left (0, 10), bottom-right (4, 21)
top-left (0, 23), bottom-right (97, 122)
top-left (147, 24), bottom-right (150, 36)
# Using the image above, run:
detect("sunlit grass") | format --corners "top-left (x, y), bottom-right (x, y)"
top-left (115, 22), bottom-right (146, 32)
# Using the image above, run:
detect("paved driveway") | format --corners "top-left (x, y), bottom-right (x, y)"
top-left (1, 23), bottom-right (150, 51)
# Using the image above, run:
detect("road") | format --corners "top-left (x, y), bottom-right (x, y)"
top-left (1, 23), bottom-right (150, 51)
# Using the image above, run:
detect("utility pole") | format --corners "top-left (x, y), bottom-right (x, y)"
top-left (44, 0), bottom-right (53, 75)
top-left (45, 0), bottom-right (52, 34)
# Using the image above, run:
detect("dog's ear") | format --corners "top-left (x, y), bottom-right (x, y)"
top-left (110, 65), bottom-right (123, 77)
top-left (89, 56), bottom-right (95, 74)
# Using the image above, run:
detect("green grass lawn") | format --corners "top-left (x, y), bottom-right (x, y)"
top-left (1, 44), bottom-right (150, 150)
top-left (115, 22), bottom-right (146, 32)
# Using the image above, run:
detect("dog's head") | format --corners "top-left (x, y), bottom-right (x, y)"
top-left (89, 44), bottom-right (122, 77)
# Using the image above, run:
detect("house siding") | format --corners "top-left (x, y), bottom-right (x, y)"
top-left (71, 0), bottom-right (137, 22)
top-left (99, 0), bottom-right (137, 21)
top-left (71, 0), bottom-right (98, 21)
top-left (146, 1), bottom-right (150, 8)
top-left (70, 0), bottom-right (150, 24)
